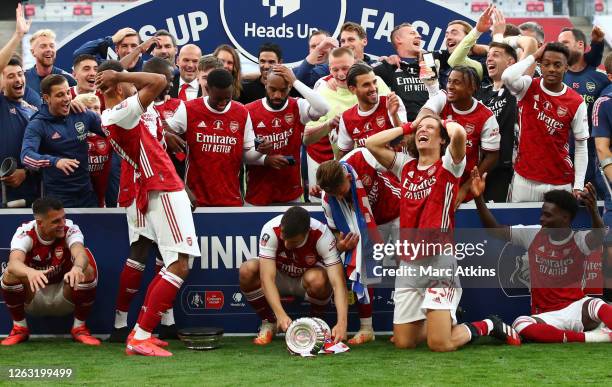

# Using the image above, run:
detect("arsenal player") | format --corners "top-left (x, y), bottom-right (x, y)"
top-left (366, 117), bottom-right (520, 351)
top-left (1, 198), bottom-right (100, 346)
top-left (473, 172), bottom-right (612, 343)
top-left (420, 65), bottom-right (500, 205)
top-left (73, 93), bottom-right (111, 208)
top-left (316, 149), bottom-right (401, 344)
top-left (165, 68), bottom-right (275, 206)
top-left (96, 61), bottom-right (200, 357)
top-left (337, 63), bottom-right (406, 158)
top-left (244, 64), bottom-right (330, 205)
top-left (502, 42), bottom-right (589, 202)
top-left (239, 206), bottom-right (348, 345)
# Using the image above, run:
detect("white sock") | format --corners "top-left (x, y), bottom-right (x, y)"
top-left (134, 326), bottom-right (151, 340)
top-left (73, 318), bottom-right (85, 329)
top-left (161, 309), bottom-right (175, 326)
top-left (14, 319), bottom-right (27, 328)
top-left (114, 310), bottom-right (128, 329)
top-left (359, 317), bottom-right (373, 330)
top-left (585, 330), bottom-right (612, 343)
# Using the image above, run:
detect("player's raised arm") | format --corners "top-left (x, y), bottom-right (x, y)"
top-left (471, 166), bottom-right (511, 241)
top-left (581, 183), bottom-right (605, 251)
top-left (0, 4), bottom-right (31, 74)
top-left (95, 69), bottom-right (166, 109)
top-left (445, 121), bottom-right (467, 165)
top-left (365, 126), bottom-right (404, 170)
top-left (501, 43), bottom-right (545, 97)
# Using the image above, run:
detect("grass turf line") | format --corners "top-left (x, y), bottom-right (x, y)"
top-left (0, 337), bottom-right (610, 386)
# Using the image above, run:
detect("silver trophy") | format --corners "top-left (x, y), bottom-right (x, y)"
top-left (285, 318), bottom-right (326, 356)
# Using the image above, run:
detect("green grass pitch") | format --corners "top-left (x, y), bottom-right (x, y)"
top-left (0, 337), bottom-right (610, 386)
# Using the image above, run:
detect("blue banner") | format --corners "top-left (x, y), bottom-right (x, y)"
top-left (0, 205), bottom-right (600, 334)
top-left (56, 0), bottom-right (482, 69)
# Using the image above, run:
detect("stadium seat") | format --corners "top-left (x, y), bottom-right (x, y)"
top-left (73, 5), bottom-right (83, 16)
top-left (526, 1), bottom-right (545, 12)
top-left (471, 1), bottom-right (489, 13)
top-left (82, 5), bottom-right (93, 16)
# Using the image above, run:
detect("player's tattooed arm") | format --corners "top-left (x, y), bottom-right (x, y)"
top-left (6, 250), bottom-right (50, 292)
top-left (95, 70), bottom-right (166, 109)
top-left (471, 166), bottom-right (511, 241)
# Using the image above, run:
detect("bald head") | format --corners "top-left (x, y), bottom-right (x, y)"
top-left (177, 44), bottom-right (202, 82)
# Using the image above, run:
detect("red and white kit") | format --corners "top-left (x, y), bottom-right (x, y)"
top-left (166, 97), bottom-right (256, 206)
top-left (101, 94), bottom-right (200, 265)
top-left (424, 92), bottom-right (500, 192)
top-left (6, 220), bottom-right (97, 315)
top-left (86, 133), bottom-right (112, 207)
top-left (245, 97), bottom-right (310, 205)
top-left (257, 215), bottom-right (341, 296)
top-left (389, 148), bottom-right (466, 324)
top-left (513, 78), bottom-right (589, 196)
top-left (510, 226), bottom-right (610, 336)
top-left (337, 95), bottom-right (407, 152)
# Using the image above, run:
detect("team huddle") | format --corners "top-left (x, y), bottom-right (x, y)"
top-left (1, 4), bottom-right (612, 356)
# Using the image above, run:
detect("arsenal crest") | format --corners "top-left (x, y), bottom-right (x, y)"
top-left (163, 111), bottom-right (174, 119)
top-left (376, 116), bottom-right (386, 128)
top-left (261, 233), bottom-right (270, 247)
top-left (54, 246), bottom-right (64, 260)
top-left (464, 124), bottom-right (475, 135)
top-left (304, 254), bottom-right (316, 265)
top-left (230, 121), bottom-right (239, 133)
top-left (284, 113), bottom-right (294, 125)
top-left (428, 165), bottom-right (437, 176)
top-left (361, 174), bottom-right (373, 187)
top-left (186, 236), bottom-right (192, 246)
top-left (557, 106), bottom-right (568, 117)
top-left (96, 140), bottom-right (107, 151)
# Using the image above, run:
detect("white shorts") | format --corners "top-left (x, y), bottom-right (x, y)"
top-left (509, 173), bottom-right (572, 203)
top-left (306, 153), bottom-right (321, 203)
top-left (531, 297), bottom-right (594, 332)
top-left (393, 255), bottom-right (462, 325)
top-left (126, 190), bottom-right (200, 266)
top-left (275, 270), bottom-right (306, 298)
top-left (25, 283), bottom-right (74, 317)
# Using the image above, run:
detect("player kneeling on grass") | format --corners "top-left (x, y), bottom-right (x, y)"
top-left (1, 197), bottom-right (100, 346)
top-left (472, 172), bottom-right (612, 343)
top-left (239, 206), bottom-right (348, 345)
top-left (366, 117), bottom-right (520, 351)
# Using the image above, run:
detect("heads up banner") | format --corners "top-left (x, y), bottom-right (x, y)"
top-left (56, 0), bottom-right (478, 69)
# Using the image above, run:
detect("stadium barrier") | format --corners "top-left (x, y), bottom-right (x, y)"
top-left (0, 204), bottom-right (601, 334)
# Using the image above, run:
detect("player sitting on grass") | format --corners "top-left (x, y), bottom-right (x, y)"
top-left (472, 170), bottom-right (612, 343)
top-left (239, 206), bottom-right (348, 345)
top-left (1, 197), bottom-right (100, 346)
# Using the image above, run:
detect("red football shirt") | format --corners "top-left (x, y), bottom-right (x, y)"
top-left (101, 94), bottom-right (184, 212)
top-left (514, 78), bottom-right (589, 185)
top-left (245, 97), bottom-right (311, 205)
top-left (167, 97), bottom-right (254, 206)
top-left (258, 215), bottom-right (341, 277)
top-left (10, 219), bottom-right (85, 284)
top-left (511, 226), bottom-right (593, 314)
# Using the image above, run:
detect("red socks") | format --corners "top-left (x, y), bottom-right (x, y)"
top-left (357, 288), bottom-right (375, 318)
top-left (115, 259), bottom-right (145, 312)
top-left (137, 269), bottom-right (183, 333)
top-left (244, 288), bottom-right (276, 322)
top-left (73, 280), bottom-right (97, 321)
top-left (1, 281), bottom-right (25, 322)
top-left (520, 323), bottom-right (585, 343)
